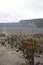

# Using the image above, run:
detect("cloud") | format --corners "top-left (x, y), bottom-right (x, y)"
top-left (0, 0), bottom-right (43, 22)
top-left (28, 0), bottom-right (43, 12)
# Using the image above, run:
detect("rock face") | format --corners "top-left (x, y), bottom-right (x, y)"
top-left (0, 18), bottom-right (43, 28)
top-left (20, 19), bottom-right (43, 28)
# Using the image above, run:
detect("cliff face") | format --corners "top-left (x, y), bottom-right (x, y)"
top-left (0, 18), bottom-right (43, 28)
top-left (20, 19), bottom-right (43, 28)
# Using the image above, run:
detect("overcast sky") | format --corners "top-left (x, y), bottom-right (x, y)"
top-left (0, 0), bottom-right (43, 23)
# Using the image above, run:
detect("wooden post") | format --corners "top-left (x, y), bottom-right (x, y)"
top-left (27, 38), bottom-right (34, 65)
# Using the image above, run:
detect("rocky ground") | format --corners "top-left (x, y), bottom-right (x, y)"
top-left (0, 44), bottom-right (43, 65)
top-left (0, 44), bottom-right (26, 65)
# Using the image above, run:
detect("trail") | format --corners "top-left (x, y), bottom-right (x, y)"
top-left (0, 44), bottom-right (26, 65)
top-left (0, 44), bottom-right (43, 65)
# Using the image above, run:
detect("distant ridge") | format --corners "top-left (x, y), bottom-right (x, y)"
top-left (0, 18), bottom-right (43, 28)
top-left (20, 18), bottom-right (43, 28)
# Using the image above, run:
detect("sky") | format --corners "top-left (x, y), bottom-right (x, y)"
top-left (0, 0), bottom-right (43, 23)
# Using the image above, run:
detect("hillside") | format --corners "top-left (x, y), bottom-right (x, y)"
top-left (0, 19), bottom-right (43, 27)
top-left (20, 19), bottom-right (43, 28)
top-left (0, 23), bottom-right (20, 27)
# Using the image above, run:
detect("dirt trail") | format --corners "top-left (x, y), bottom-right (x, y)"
top-left (0, 45), bottom-right (26, 65)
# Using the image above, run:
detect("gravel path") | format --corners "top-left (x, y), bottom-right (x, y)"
top-left (0, 45), bottom-right (43, 65)
top-left (0, 45), bottom-right (26, 65)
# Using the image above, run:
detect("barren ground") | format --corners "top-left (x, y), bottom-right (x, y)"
top-left (0, 44), bottom-right (26, 65)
